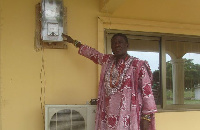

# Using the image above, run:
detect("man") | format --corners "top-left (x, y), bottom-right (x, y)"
top-left (62, 33), bottom-right (157, 130)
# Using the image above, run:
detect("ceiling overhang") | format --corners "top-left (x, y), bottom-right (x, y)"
top-left (99, 0), bottom-right (126, 13)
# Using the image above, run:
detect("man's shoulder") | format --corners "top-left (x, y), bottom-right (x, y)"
top-left (130, 56), bottom-right (143, 67)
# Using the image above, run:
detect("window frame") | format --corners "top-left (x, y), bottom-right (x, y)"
top-left (100, 28), bottom-right (200, 111)
top-left (98, 16), bottom-right (200, 111)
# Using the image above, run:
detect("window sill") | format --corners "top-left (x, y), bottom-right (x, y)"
top-left (156, 104), bottom-right (200, 113)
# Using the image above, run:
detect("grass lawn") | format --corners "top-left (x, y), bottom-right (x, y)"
top-left (166, 89), bottom-right (200, 104)
top-left (167, 99), bottom-right (200, 104)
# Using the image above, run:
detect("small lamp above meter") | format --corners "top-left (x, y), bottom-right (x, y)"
top-left (41, 0), bottom-right (64, 42)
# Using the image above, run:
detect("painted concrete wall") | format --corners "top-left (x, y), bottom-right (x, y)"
top-left (0, 0), bottom-right (199, 130)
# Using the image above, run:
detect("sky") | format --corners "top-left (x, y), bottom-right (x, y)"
top-left (128, 51), bottom-right (200, 72)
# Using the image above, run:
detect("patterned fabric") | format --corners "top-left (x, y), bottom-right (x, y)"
top-left (78, 45), bottom-right (157, 130)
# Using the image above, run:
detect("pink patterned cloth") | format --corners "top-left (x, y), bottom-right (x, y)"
top-left (78, 45), bottom-right (157, 130)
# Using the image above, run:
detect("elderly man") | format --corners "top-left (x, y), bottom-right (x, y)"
top-left (62, 33), bottom-right (157, 130)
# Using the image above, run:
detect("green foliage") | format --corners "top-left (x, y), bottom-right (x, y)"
top-left (166, 89), bottom-right (173, 99)
top-left (166, 61), bottom-right (173, 89)
top-left (164, 58), bottom-right (200, 89)
top-left (153, 58), bottom-right (200, 104)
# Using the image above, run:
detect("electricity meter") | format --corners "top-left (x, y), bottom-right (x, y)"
top-left (41, 0), bottom-right (64, 42)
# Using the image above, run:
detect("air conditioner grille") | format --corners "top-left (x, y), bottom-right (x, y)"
top-left (45, 105), bottom-right (96, 130)
top-left (50, 109), bottom-right (85, 130)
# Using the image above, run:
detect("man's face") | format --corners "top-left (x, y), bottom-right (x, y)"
top-left (111, 36), bottom-right (128, 57)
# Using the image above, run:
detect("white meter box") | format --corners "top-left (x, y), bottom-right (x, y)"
top-left (41, 0), bottom-right (64, 42)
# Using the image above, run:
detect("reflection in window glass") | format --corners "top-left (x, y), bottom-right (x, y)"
top-left (166, 54), bottom-right (173, 104)
top-left (165, 40), bottom-right (200, 105)
top-left (183, 53), bottom-right (200, 104)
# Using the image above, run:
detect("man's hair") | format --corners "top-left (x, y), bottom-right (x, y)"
top-left (111, 33), bottom-right (128, 43)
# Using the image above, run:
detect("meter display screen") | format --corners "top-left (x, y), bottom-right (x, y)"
top-left (47, 23), bottom-right (59, 36)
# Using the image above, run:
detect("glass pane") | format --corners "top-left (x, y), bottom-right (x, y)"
top-left (165, 39), bottom-right (200, 105)
top-left (166, 54), bottom-right (173, 104)
top-left (183, 53), bottom-right (200, 104)
top-left (127, 39), bottom-right (161, 105)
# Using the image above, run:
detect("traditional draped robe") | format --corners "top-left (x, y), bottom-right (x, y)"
top-left (78, 45), bottom-right (157, 130)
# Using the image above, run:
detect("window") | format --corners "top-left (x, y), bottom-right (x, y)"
top-left (165, 38), bottom-right (200, 107)
top-left (105, 30), bottom-right (200, 110)
top-left (183, 53), bottom-right (200, 104)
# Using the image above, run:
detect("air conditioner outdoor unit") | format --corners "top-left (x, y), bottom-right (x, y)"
top-left (45, 105), bottom-right (97, 130)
